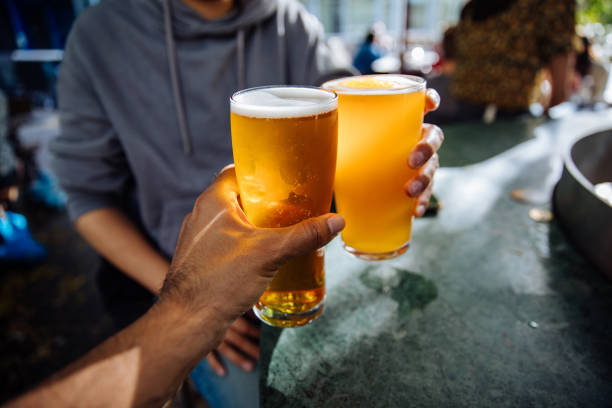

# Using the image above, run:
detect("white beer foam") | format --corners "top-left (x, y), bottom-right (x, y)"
top-left (231, 87), bottom-right (337, 118)
top-left (322, 74), bottom-right (426, 95)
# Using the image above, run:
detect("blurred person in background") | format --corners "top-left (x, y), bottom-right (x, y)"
top-left (571, 35), bottom-right (610, 106)
top-left (0, 89), bottom-right (46, 264)
top-left (571, 36), bottom-right (593, 105)
top-left (353, 27), bottom-right (385, 74)
top-left (425, 25), bottom-right (459, 124)
top-left (432, 25), bottom-right (457, 76)
top-left (450, 0), bottom-right (577, 122)
top-left (1, 0), bottom-right (70, 211)
top-left (49, 0), bottom-right (442, 406)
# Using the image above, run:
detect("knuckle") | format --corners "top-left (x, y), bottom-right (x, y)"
top-left (433, 125), bottom-right (444, 142)
top-left (433, 153), bottom-right (439, 166)
top-left (194, 193), bottom-right (210, 213)
top-left (303, 220), bottom-right (324, 248)
top-left (227, 348), bottom-right (242, 361)
top-left (225, 330), bottom-right (238, 343)
top-left (226, 335), bottom-right (240, 348)
top-left (424, 157), bottom-right (438, 176)
top-left (233, 319), bottom-right (248, 332)
top-left (178, 213), bottom-right (192, 234)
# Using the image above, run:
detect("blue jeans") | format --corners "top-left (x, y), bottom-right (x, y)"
top-left (191, 356), bottom-right (260, 408)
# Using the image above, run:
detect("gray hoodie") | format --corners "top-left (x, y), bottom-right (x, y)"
top-left (50, 0), bottom-right (353, 257)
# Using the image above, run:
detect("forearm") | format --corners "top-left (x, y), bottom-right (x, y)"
top-left (6, 300), bottom-right (227, 408)
top-left (76, 208), bottom-right (169, 294)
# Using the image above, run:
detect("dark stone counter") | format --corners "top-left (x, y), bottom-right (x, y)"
top-left (261, 111), bottom-right (612, 407)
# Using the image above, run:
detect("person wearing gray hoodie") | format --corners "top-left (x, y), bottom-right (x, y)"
top-left (50, 0), bottom-right (443, 406)
top-left (50, 0), bottom-right (356, 406)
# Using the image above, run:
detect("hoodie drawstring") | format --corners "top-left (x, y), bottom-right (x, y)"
top-left (276, 1), bottom-right (287, 84)
top-left (163, 0), bottom-right (192, 156)
top-left (237, 29), bottom-right (246, 90)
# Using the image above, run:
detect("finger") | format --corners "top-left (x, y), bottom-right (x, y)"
top-left (192, 164), bottom-right (238, 212)
top-left (193, 165), bottom-right (252, 225)
top-left (231, 317), bottom-right (261, 339)
top-left (415, 182), bottom-right (434, 217)
top-left (225, 328), bottom-right (260, 360)
top-left (217, 342), bottom-right (255, 371)
top-left (405, 153), bottom-right (439, 198)
top-left (267, 214), bottom-right (345, 267)
top-left (206, 352), bottom-right (227, 377)
top-left (424, 88), bottom-right (440, 114)
top-left (215, 165), bottom-right (252, 224)
top-left (408, 124), bottom-right (444, 169)
top-left (219, 163), bottom-right (236, 174)
top-left (210, 164), bottom-right (239, 197)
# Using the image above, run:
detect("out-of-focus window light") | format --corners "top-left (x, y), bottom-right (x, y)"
top-left (299, 0), bottom-right (467, 46)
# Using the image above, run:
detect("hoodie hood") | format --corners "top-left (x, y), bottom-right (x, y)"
top-left (53, 0), bottom-right (354, 256)
top-left (169, 0), bottom-right (277, 38)
top-left (161, 0), bottom-right (277, 155)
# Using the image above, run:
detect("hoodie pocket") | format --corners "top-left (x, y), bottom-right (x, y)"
top-left (158, 200), bottom-right (195, 257)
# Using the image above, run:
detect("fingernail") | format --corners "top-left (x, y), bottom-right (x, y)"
top-left (242, 362), bottom-right (253, 371)
top-left (409, 151), bottom-right (426, 169)
top-left (327, 215), bottom-right (345, 235)
top-left (408, 180), bottom-right (425, 197)
top-left (217, 369), bottom-right (226, 377)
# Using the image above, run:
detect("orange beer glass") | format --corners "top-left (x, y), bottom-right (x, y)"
top-left (322, 75), bottom-right (426, 260)
top-left (230, 86), bottom-right (338, 327)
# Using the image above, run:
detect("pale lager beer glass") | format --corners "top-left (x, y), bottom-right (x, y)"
top-left (322, 75), bottom-right (426, 260)
top-left (230, 86), bottom-right (338, 327)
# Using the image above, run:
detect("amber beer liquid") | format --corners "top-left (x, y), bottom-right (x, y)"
top-left (230, 86), bottom-right (337, 327)
top-left (323, 75), bottom-right (426, 260)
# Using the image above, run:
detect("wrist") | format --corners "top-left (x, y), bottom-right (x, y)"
top-left (149, 297), bottom-right (230, 357)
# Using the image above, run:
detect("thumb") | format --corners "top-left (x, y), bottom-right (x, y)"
top-left (269, 214), bottom-right (345, 267)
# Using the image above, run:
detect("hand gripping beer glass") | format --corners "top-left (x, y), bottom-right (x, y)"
top-left (322, 75), bottom-right (426, 260)
top-left (230, 86), bottom-right (338, 327)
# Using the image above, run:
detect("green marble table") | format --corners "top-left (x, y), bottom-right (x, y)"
top-left (260, 110), bottom-right (612, 407)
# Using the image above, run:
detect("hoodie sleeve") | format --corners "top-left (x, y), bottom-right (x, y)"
top-left (50, 21), bottom-right (132, 223)
top-left (282, 1), bottom-right (357, 86)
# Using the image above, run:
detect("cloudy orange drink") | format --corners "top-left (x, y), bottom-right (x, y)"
top-left (323, 75), bottom-right (426, 260)
top-left (230, 86), bottom-right (337, 327)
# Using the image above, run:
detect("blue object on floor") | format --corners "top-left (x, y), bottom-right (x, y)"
top-left (29, 171), bottom-right (67, 210)
top-left (191, 356), bottom-right (260, 408)
top-left (0, 211), bottom-right (46, 263)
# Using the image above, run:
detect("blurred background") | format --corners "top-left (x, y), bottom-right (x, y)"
top-left (1, 0), bottom-right (612, 405)
top-left (2, 0), bottom-right (612, 109)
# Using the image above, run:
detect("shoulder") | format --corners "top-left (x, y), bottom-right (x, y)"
top-left (66, 0), bottom-right (148, 53)
top-left (69, 0), bottom-right (127, 39)
top-left (275, 0), bottom-right (324, 38)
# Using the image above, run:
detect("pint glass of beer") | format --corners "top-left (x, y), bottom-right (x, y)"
top-left (230, 86), bottom-right (338, 327)
top-left (322, 75), bottom-right (426, 260)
